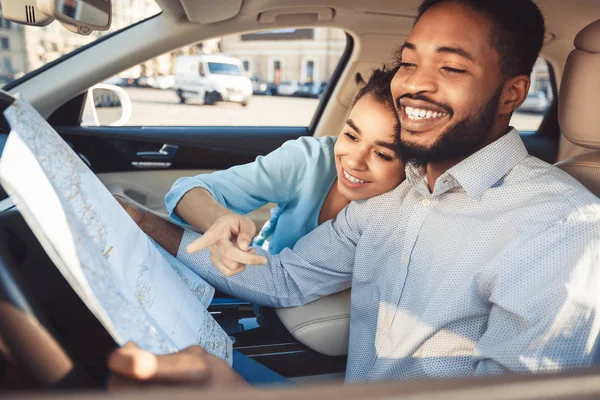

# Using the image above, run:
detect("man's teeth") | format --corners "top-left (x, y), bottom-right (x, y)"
top-left (405, 106), bottom-right (447, 120)
top-left (343, 169), bottom-right (366, 184)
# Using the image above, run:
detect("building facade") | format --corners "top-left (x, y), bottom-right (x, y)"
top-left (220, 28), bottom-right (347, 84)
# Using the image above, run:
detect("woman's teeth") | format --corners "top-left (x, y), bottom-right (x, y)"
top-left (405, 106), bottom-right (447, 120)
top-left (343, 169), bottom-right (366, 184)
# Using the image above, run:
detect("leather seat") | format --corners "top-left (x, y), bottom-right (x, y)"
top-left (555, 19), bottom-right (600, 363)
top-left (275, 289), bottom-right (350, 356)
top-left (555, 19), bottom-right (600, 195)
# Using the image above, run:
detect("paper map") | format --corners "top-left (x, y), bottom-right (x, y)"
top-left (0, 98), bottom-right (232, 364)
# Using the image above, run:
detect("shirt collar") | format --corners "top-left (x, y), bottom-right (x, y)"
top-left (405, 128), bottom-right (529, 199)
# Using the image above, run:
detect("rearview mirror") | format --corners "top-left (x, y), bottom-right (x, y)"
top-left (38, 0), bottom-right (111, 34)
top-left (0, 0), bottom-right (111, 36)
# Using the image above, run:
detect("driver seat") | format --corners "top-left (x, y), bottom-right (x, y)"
top-left (554, 19), bottom-right (600, 364)
top-left (555, 19), bottom-right (600, 195)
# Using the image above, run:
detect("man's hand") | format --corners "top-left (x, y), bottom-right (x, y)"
top-left (108, 342), bottom-right (249, 389)
top-left (114, 194), bottom-right (146, 227)
top-left (114, 194), bottom-right (183, 257)
top-left (186, 214), bottom-right (267, 276)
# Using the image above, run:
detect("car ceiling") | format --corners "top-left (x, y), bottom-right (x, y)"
top-left (151, 0), bottom-right (600, 82)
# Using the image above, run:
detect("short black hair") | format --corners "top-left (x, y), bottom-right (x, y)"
top-left (415, 0), bottom-right (546, 78)
top-left (353, 66), bottom-right (398, 110)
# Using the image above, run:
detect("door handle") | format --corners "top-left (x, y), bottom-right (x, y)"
top-left (136, 144), bottom-right (178, 160)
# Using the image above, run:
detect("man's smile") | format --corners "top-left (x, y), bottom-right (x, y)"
top-left (397, 98), bottom-right (452, 133)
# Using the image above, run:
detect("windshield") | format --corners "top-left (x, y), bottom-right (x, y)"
top-left (0, 0), bottom-right (161, 88)
top-left (207, 62), bottom-right (242, 76)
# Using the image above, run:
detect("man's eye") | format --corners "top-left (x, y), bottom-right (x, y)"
top-left (442, 66), bottom-right (467, 74)
top-left (344, 132), bottom-right (358, 141)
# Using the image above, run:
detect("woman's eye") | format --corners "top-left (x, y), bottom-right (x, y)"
top-left (442, 66), bottom-right (467, 74)
top-left (376, 151), bottom-right (393, 161)
top-left (399, 62), bottom-right (416, 69)
top-left (344, 132), bottom-right (358, 142)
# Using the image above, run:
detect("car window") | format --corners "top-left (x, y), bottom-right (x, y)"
top-left (509, 57), bottom-right (554, 134)
top-left (207, 62), bottom-right (242, 76)
top-left (85, 28), bottom-right (348, 127)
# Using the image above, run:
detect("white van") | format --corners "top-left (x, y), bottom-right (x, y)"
top-left (172, 55), bottom-right (253, 106)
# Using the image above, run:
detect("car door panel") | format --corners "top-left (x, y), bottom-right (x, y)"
top-left (55, 126), bottom-right (309, 173)
top-left (98, 169), bottom-right (274, 227)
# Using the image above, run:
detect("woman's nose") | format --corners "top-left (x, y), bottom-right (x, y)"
top-left (345, 149), bottom-right (368, 170)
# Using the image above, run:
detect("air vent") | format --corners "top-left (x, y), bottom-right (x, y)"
top-left (25, 5), bottom-right (36, 24)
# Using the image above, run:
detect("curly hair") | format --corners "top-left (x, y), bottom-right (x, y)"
top-left (415, 0), bottom-right (545, 78)
top-left (352, 66), bottom-right (399, 111)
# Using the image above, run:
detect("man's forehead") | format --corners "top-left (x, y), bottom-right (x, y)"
top-left (405, 2), bottom-right (493, 61)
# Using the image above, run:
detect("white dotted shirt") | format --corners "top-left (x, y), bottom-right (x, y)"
top-left (178, 129), bottom-right (600, 383)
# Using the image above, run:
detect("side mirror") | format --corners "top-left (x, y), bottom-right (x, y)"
top-left (81, 83), bottom-right (132, 127)
top-left (0, 0), bottom-right (111, 36)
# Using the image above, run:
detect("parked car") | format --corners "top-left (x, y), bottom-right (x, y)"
top-left (150, 75), bottom-right (175, 90)
top-left (136, 75), bottom-right (155, 88)
top-left (294, 81), bottom-right (324, 98)
top-left (276, 80), bottom-right (300, 96)
top-left (172, 55), bottom-right (252, 106)
top-left (518, 91), bottom-right (550, 113)
top-left (102, 76), bottom-right (126, 87)
top-left (251, 75), bottom-right (268, 95)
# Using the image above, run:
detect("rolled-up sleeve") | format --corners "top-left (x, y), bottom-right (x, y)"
top-left (165, 137), bottom-right (330, 225)
top-left (176, 200), bottom-right (364, 308)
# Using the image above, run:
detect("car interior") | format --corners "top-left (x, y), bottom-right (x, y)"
top-left (0, 0), bottom-right (600, 397)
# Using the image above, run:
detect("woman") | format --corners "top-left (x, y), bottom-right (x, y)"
top-left (165, 66), bottom-right (405, 275)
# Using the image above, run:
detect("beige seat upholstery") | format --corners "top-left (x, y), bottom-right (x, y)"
top-left (555, 19), bottom-right (600, 195)
top-left (275, 289), bottom-right (351, 356)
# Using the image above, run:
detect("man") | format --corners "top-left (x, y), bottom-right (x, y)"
top-left (110, 0), bottom-right (600, 388)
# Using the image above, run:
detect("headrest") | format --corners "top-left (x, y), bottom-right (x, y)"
top-left (559, 20), bottom-right (600, 149)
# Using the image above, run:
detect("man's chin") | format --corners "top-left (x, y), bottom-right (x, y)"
top-left (400, 129), bottom-right (441, 151)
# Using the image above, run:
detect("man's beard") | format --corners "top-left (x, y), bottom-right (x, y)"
top-left (395, 87), bottom-right (503, 166)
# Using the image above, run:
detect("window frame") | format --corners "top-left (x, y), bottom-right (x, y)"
top-left (268, 57), bottom-right (284, 83)
top-left (301, 57), bottom-right (318, 83)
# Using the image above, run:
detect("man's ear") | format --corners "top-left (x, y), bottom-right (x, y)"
top-left (498, 75), bottom-right (531, 115)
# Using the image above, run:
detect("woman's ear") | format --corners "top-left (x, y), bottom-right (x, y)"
top-left (498, 75), bottom-right (531, 116)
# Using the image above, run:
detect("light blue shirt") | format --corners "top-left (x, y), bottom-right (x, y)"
top-left (177, 129), bottom-right (600, 382)
top-left (165, 136), bottom-right (338, 253)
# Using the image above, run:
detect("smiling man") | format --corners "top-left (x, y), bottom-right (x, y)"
top-left (110, 0), bottom-right (600, 387)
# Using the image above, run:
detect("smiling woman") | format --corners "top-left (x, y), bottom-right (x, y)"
top-left (165, 66), bottom-right (403, 261)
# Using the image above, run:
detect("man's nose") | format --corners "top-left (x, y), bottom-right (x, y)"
top-left (392, 66), bottom-right (437, 98)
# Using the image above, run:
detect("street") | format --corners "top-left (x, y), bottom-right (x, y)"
top-left (122, 88), bottom-right (320, 127)
top-left (103, 88), bottom-right (544, 132)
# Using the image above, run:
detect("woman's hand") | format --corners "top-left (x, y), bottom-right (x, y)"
top-left (186, 214), bottom-right (267, 276)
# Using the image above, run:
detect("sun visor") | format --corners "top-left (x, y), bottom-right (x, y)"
top-left (180, 0), bottom-right (243, 24)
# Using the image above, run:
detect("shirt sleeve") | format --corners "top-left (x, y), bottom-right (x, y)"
top-left (473, 213), bottom-right (600, 375)
top-left (165, 137), bottom-right (333, 226)
top-left (176, 200), bottom-right (363, 308)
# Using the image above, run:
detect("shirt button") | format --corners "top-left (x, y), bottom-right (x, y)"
top-left (421, 198), bottom-right (431, 206)
top-left (403, 256), bottom-right (410, 266)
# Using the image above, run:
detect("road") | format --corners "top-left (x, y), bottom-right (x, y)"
top-left (97, 87), bottom-right (544, 132)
